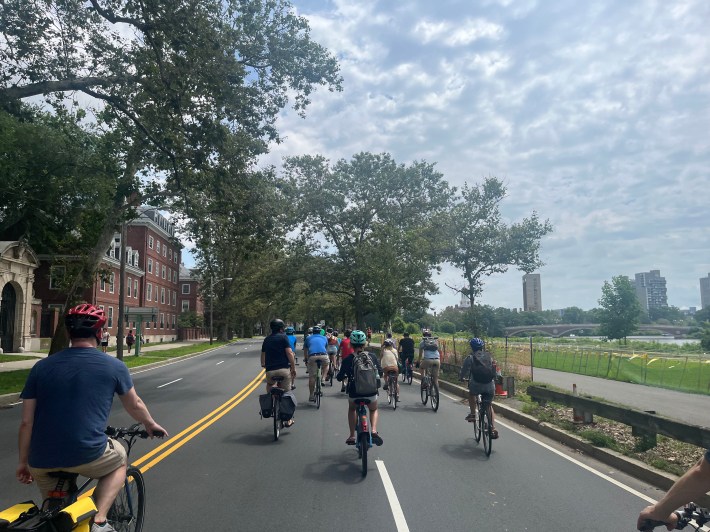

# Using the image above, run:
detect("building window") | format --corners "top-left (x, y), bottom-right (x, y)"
top-left (49, 266), bottom-right (65, 289)
top-left (156, 240), bottom-right (160, 254)
top-left (182, 300), bottom-right (189, 312)
top-left (146, 283), bottom-right (152, 301)
top-left (107, 307), bottom-right (114, 328)
top-left (162, 265), bottom-right (166, 279)
top-left (161, 287), bottom-right (165, 304)
top-left (109, 273), bottom-right (115, 294)
top-left (147, 258), bottom-right (153, 274)
top-left (127, 277), bottom-right (132, 297)
top-left (134, 279), bottom-right (138, 298)
top-left (182, 284), bottom-right (190, 294)
top-left (148, 236), bottom-right (154, 249)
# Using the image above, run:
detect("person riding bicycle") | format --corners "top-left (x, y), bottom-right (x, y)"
top-left (398, 331), bottom-right (415, 371)
top-left (261, 319), bottom-right (296, 412)
top-left (336, 330), bottom-right (384, 446)
top-left (637, 451), bottom-right (710, 530)
top-left (459, 337), bottom-right (499, 439)
top-left (337, 329), bottom-right (355, 392)
top-left (379, 339), bottom-right (400, 400)
top-left (304, 325), bottom-right (330, 402)
top-left (326, 327), bottom-right (339, 376)
top-left (16, 303), bottom-right (167, 532)
top-left (285, 326), bottom-right (298, 365)
top-left (417, 330), bottom-right (441, 392)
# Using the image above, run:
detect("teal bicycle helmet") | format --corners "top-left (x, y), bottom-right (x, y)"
top-left (350, 330), bottom-right (367, 346)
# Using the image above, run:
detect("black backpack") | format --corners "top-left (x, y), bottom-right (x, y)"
top-left (470, 351), bottom-right (494, 383)
top-left (352, 352), bottom-right (379, 395)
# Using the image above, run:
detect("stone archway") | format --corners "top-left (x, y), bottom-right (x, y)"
top-left (0, 282), bottom-right (16, 352)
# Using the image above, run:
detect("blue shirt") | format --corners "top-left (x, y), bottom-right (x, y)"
top-left (286, 334), bottom-right (297, 351)
top-left (305, 334), bottom-right (328, 354)
top-left (21, 347), bottom-right (133, 468)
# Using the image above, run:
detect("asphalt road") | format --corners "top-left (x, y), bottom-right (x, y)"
top-left (0, 340), bottom-right (668, 531)
top-left (533, 367), bottom-right (710, 427)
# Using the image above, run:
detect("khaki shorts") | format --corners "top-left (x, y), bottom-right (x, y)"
top-left (307, 354), bottom-right (330, 375)
top-left (266, 368), bottom-right (292, 390)
top-left (30, 439), bottom-right (127, 500)
top-left (420, 358), bottom-right (440, 379)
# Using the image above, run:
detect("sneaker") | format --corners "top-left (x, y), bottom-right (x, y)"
top-left (92, 522), bottom-right (117, 532)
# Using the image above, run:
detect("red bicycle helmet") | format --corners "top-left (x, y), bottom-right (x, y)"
top-left (65, 303), bottom-right (106, 340)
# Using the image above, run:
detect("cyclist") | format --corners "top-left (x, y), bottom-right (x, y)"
top-left (326, 328), bottom-right (339, 378)
top-left (261, 319), bottom-right (296, 426)
top-left (380, 339), bottom-right (400, 400)
top-left (304, 325), bottom-right (329, 402)
top-left (637, 452), bottom-right (710, 530)
top-left (285, 326), bottom-right (298, 365)
top-left (398, 331), bottom-right (415, 374)
top-left (16, 303), bottom-right (167, 532)
top-left (459, 337), bottom-right (498, 438)
top-left (337, 329), bottom-right (355, 392)
top-left (417, 330), bottom-right (441, 392)
top-left (336, 330), bottom-right (384, 446)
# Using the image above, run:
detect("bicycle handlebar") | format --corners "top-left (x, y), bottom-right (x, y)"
top-left (639, 503), bottom-right (710, 530)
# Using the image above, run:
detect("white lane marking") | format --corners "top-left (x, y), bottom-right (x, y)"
top-left (376, 460), bottom-right (411, 532)
top-left (437, 389), bottom-right (657, 504)
top-left (216, 361), bottom-right (224, 365)
top-left (157, 378), bottom-right (183, 389)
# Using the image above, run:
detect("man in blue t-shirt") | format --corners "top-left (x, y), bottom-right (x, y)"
top-left (304, 325), bottom-right (329, 402)
top-left (16, 304), bottom-right (167, 532)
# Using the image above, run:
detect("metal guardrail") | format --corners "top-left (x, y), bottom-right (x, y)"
top-left (527, 384), bottom-right (710, 449)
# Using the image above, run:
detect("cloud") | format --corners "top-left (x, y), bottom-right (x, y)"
top-left (262, 0), bottom-right (710, 310)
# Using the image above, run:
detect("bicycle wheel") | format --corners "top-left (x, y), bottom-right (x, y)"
top-left (107, 466), bottom-right (145, 532)
top-left (473, 406), bottom-right (482, 443)
top-left (420, 379), bottom-right (428, 405)
top-left (273, 395), bottom-right (281, 441)
top-left (430, 383), bottom-right (439, 412)
top-left (359, 432), bottom-right (369, 477)
top-left (482, 406), bottom-right (492, 456)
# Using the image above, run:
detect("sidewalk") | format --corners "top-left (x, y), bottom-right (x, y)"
top-left (0, 340), bottom-right (213, 373)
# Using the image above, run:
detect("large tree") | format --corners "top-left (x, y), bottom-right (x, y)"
top-left (444, 177), bottom-right (553, 309)
top-left (598, 275), bottom-right (642, 342)
top-left (1, 0), bottom-right (341, 347)
top-left (284, 152), bottom-right (451, 327)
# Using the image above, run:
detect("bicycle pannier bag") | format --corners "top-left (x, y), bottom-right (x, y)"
top-left (259, 393), bottom-right (272, 418)
top-left (470, 351), bottom-right (494, 383)
top-left (279, 391), bottom-right (297, 421)
top-left (421, 337), bottom-right (439, 352)
top-left (352, 352), bottom-right (378, 395)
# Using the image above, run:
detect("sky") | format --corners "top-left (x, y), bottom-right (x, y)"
top-left (187, 0), bottom-right (710, 312)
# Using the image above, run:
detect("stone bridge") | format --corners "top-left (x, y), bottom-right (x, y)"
top-left (503, 323), bottom-right (693, 338)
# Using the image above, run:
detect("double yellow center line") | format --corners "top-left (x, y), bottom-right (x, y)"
top-left (132, 369), bottom-right (265, 473)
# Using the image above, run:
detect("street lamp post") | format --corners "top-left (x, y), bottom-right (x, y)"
top-left (209, 277), bottom-right (233, 345)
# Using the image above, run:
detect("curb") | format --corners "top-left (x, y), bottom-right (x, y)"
top-left (0, 341), bottom-right (244, 408)
top-left (419, 371), bottom-right (710, 503)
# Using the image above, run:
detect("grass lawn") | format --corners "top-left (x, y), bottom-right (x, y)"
top-left (0, 341), bottom-right (231, 395)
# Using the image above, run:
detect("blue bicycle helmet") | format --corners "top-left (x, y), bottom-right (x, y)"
top-left (470, 337), bottom-right (485, 351)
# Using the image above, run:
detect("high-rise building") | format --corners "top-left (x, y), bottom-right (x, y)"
top-left (701, 273), bottom-right (710, 310)
top-left (522, 273), bottom-right (542, 311)
top-left (634, 270), bottom-right (668, 312)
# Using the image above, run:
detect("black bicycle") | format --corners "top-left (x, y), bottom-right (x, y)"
top-left (401, 358), bottom-right (413, 385)
top-left (0, 425), bottom-right (162, 532)
top-left (639, 502), bottom-right (710, 530)
top-left (472, 394), bottom-right (493, 456)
